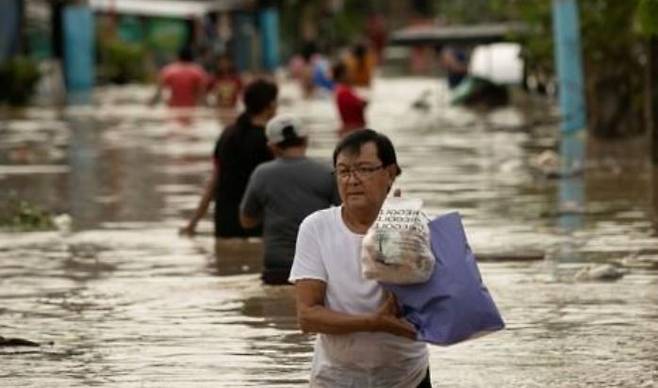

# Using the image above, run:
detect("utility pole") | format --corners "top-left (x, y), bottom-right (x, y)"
top-left (259, 5), bottom-right (279, 72)
top-left (62, 1), bottom-right (95, 95)
top-left (552, 0), bottom-right (587, 136)
top-left (552, 0), bottom-right (587, 234)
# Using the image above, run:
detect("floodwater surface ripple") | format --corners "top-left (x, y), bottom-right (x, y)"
top-left (1, 78), bottom-right (657, 387)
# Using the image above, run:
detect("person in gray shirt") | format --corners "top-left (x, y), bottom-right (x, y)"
top-left (240, 115), bottom-right (341, 284)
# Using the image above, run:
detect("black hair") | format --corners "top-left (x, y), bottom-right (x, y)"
top-left (243, 79), bottom-right (278, 116)
top-left (216, 54), bottom-right (235, 75)
top-left (352, 43), bottom-right (367, 68)
top-left (276, 124), bottom-right (307, 149)
top-left (352, 43), bottom-right (367, 59)
top-left (332, 62), bottom-right (347, 82)
top-left (332, 129), bottom-right (401, 176)
top-left (178, 46), bottom-right (194, 62)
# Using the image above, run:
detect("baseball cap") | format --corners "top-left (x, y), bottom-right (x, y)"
top-left (265, 114), bottom-right (308, 144)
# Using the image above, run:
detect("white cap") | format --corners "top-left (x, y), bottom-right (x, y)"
top-left (265, 114), bottom-right (308, 144)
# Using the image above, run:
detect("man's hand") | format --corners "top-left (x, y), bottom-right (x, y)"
top-left (376, 292), bottom-right (400, 317)
top-left (374, 292), bottom-right (417, 340)
top-left (179, 222), bottom-right (197, 237)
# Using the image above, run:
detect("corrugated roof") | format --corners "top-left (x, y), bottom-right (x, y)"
top-left (89, 0), bottom-right (245, 18)
top-left (390, 23), bottom-right (528, 46)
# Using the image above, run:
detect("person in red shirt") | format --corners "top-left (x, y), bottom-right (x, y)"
top-left (150, 47), bottom-right (208, 108)
top-left (332, 62), bottom-right (367, 137)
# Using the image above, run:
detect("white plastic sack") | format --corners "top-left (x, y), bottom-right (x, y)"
top-left (469, 43), bottom-right (523, 85)
top-left (361, 197), bottom-right (435, 284)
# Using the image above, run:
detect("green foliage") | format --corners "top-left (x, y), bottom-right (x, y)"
top-left (438, 0), bottom-right (508, 24)
top-left (636, 0), bottom-right (658, 36)
top-left (580, 1), bottom-right (640, 61)
top-left (0, 198), bottom-right (54, 232)
top-left (330, 1), bottom-right (369, 45)
top-left (0, 56), bottom-right (41, 106)
top-left (577, 1), bottom-right (647, 136)
top-left (145, 18), bottom-right (188, 53)
top-left (97, 39), bottom-right (148, 84)
top-left (508, 1), bottom-right (554, 73)
top-left (278, 0), bottom-right (371, 56)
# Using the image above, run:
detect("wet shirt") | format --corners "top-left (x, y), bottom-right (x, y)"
top-left (335, 84), bottom-right (366, 132)
top-left (289, 207), bottom-right (429, 387)
top-left (345, 53), bottom-right (376, 87)
top-left (240, 157), bottom-right (340, 283)
top-left (213, 113), bottom-right (273, 237)
top-left (159, 62), bottom-right (208, 107)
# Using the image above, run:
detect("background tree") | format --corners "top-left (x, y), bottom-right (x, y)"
top-left (636, 0), bottom-right (658, 162)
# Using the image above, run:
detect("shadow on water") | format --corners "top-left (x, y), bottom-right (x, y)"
top-left (1, 79), bottom-right (657, 387)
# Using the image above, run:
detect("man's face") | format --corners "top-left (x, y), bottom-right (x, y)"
top-left (335, 142), bottom-right (395, 212)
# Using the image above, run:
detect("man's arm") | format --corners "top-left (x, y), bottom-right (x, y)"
top-left (150, 68), bottom-right (166, 106)
top-left (239, 212), bottom-right (260, 229)
top-left (180, 165), bottom-right (218, 236)
top-left (295, 279), bottom-right (416, 338)
top-left (149, 82), bottom-right (163, 106)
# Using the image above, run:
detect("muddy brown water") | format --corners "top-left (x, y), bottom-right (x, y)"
top-left (1, 78), bottom-right (657, 387)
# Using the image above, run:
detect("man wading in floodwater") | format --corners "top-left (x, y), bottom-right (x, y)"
top-left (239, 115), bottom-right (340, 284)
top-left (289, 130), bottom-right (431, 387)
top-left (180, 80), bottom-right (278, 266)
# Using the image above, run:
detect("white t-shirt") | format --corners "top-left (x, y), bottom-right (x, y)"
top-left (289, 206), bottom-right (429, 388)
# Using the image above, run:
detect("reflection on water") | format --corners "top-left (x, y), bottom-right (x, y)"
top-left (1, 78), bottom-right (657, 387)
top-left (558, 133), bottom-right (585, 233)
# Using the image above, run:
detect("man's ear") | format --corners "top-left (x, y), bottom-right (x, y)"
top-left (385, 164), bottom-right (398, 179)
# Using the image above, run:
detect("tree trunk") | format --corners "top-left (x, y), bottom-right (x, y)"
top-left (650, 37), bottom-right (658, 165)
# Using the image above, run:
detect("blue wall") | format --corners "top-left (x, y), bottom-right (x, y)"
top-left (0, 0), bottom-right (22, 62)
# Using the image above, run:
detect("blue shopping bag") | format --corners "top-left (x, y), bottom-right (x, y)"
top-left (383, 212), bottom-right (505, 345)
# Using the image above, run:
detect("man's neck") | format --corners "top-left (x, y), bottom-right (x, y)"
top-left (250, 113), bottom-right (270, 127)
top-left (342, 206), bottom-right (379, 234)
top-left (279, 146), bottom-right (306, 159)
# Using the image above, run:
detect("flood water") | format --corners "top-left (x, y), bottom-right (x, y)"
top-left (1, 77), bottom-right (657, 387)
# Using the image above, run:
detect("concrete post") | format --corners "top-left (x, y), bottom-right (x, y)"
top-left (62, 3), bottom-right (95, 93)
top-left (259, 7), bottom-right (279, 72)
top-left (552, 0), bottom-right (587, 235)
top-left (551, 0), bottom-right (587, 134)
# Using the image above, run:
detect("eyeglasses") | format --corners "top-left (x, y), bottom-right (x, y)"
top-left (334, 165), bottom-right (384, 180)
